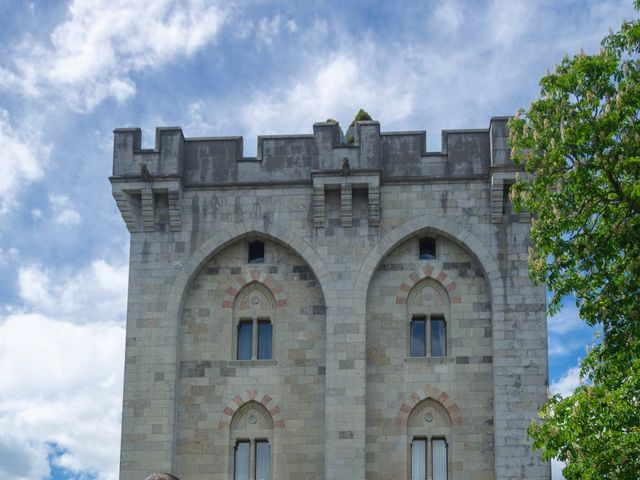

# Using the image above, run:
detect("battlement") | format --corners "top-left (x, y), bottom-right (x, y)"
top-left (112, 117), bottom-right (516, 185)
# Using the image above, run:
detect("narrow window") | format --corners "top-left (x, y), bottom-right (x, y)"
top-left (248, 241), bottom-right (265, 264)
top-left (255, 440), bottom-right (271, 480)
top-left (257, 320), bottom-right (272, 360)
top-left (419, 237), bottom-right (436, 260)
top-left (411, 439), bottom-right (426, 480)
top-left (237, 321), bottom-right (253, 360)
top-left (432, 439), bottom-right (448, 480)
top-left (431, 316), bottom-right (446, 357)
top-left (410, 317), bottom-right (426, 357)
top-left (234, 441), bottom-right (250, 480)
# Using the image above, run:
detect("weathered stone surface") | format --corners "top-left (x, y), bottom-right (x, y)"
top-left (145, 474), bottom-right (180, 480)
top-left (112, 118), bottom-right (549, 480)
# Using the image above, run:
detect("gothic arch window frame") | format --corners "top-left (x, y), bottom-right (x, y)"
top-left (232, 282), bottom-right (276, 362)
top-left (229, 401), bottom-right (274, 480)
top-left (406, 279), bottom-right (451, 359)
top-left (407, 398), bottom-right (452, 480)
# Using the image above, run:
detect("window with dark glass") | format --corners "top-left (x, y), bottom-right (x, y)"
top-left (248, 241), bottom-right (265, 263)
top-left (419, 237), bottom-right (436, 260)
top-left (410, 315), bottom-right (446, 358)
top-left (255, 440), bottom-right (271, 480)
top-left (411, 438), bottom-right (447, 480)
top-left (411, 438), bottom-right (426, 480)
top-left (431, 316), bottom-right (446, 357)
top-left (432, 439), bottom-right (448, 480)
top-left (234, 439), bottom-right (270, 480)
top-left (257, 320), bottom-right (272, 360)
top-left (234, 440), bottom-right (250, 480)
top-left (410, 316), bottom-right (426, 357)
top-left (237, 321), bottom-right (253, 360)
top-left (236, 318), bottom-right (272, 361)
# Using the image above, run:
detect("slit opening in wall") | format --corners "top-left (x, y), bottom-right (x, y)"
top-left (419, 236), bottom-right (436, 260)
top-left (502, 181), bottom-right (517, 215)
top-left (248, 240), bottom-right (265, 264)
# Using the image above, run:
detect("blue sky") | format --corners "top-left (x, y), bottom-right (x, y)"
top-left (0, 1), bottom-right (634, 479)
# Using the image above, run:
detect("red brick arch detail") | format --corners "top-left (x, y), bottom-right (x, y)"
top-left (396, 386), bottom-right (464, 427)
top-left (221, 269), bottom-right (287, 308)
top-left (218, 389), bottom-right (285, 429)
top-left (395, 266), bottom-right (461, 305)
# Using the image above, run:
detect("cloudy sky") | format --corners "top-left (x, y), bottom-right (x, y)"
top-left (0, 1), bottom-right (635, 479)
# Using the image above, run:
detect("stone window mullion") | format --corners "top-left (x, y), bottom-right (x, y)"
top-left (252, 315), bottom-right (258, 361)
top-left (250, 438), bottom-right (256, 480)
top-left (427, 436), bottom-right (432, 480)
top-left (426, 313), bottom-right (432, 357)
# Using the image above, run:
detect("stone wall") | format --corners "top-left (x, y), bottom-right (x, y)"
top-left (366, 236), bottom-right (493, 480)
top-left (112, 118), bottom-right (549, 480)
top-left (176, 239), bottom-right (325, 480)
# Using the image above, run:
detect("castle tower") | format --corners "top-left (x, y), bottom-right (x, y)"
top-left (111, 118), bottom-right (549, 480)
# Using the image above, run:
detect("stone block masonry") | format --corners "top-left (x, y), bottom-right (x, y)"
top-left (111, 117), bottom-right (549, 480)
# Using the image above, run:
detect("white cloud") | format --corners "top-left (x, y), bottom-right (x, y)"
top-left (551, 366), bottom-right (582, 398)
top-left (0, 314), bottom-right (125, 480)
top-left (0, 110), bottom-right (49, 214)
top-left (547, 300), bottom-right (596, 357)
top-left (546, 363), bottom-right (582, 479)
top-left (257, 14), bottom-right (283, 47)
top-left (552, 458), bottom-right (566, 480)
top-left (17, 260), bottom-right (128, 325)
top-left (242, 46), bottom-right (416, 141)
top-left (286, 19), bottom-right (298, 33)
top-left (2, 0), bottom-right (227, 111)
top-left (0, 313), bottom-right (124, 399)
top-left (0, 258), bottom-right (128, 479)
top-left (434, 2), bottom-right (464, 33)
top-left (49, 193), bottom-right (81, 226)
top-left (254, 14), bottom-right (298, 47)
top-left (185, 100), bottom-right (216, 136)
top-left (217, 0), bottom-right (633, 156)
top-left (0, 247), bottom-right (19, 267)
top-left (486, 0), bottom-right (532, 44)
top-left (0, 434), bottom-right (49, 480)
top-left (31, 208), bottom-right (43, 221)
top-left (548, 303), bottom-right (582, 335)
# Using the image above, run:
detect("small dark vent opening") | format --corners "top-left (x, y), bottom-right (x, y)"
top-left (248, 240), bottom-right (265, 264)
top-left (419, 237), bottom-right (436, 260)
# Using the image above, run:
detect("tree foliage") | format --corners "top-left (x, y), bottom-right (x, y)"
top-left (508, 5), bottom-right (640, 479)
top-left (350, 108), bottom-right (373, 124)
top-left (345, 108), bottom-right (374, 143)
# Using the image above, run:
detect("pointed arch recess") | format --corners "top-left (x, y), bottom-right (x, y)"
top-left (396, 266), bottom-right (461, 305)
top-left (222, 270), bottom-right (286, 309)
top-left (230, 401), bottom-right (274, 430)
top-left (354, 215), bottom-right (504, 312)
top-left (396, 386), bottom-right (463, 428)
top-left (166, 219), bottom-right (337, 331)
top-left (219, 389), bottom-right (285, 430)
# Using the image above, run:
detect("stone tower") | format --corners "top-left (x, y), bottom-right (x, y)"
top-left (111, 118), bottom-right (549, 480)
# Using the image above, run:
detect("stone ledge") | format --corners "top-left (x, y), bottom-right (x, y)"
top-left (404, 356), bottom-right (455, 364)
top-left (228, 360), bottom-right (277, 367)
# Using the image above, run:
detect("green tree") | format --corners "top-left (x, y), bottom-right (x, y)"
top-left (508, 4), bottom-right (640, 479)
top-left (345, 108), bottom-right (373, 143)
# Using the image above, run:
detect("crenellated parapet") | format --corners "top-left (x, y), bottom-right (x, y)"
top-left (110, 117), bottom-right (526, 232)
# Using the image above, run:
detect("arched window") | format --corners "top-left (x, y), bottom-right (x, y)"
top-left (230, 402), bottom-right (273, 480)
top-left (233, 283), bottom-right (275, 361)
top-left (408, 399), bottom-right (451, 480)
top-left (407, 280), bottom-right (450, 358)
